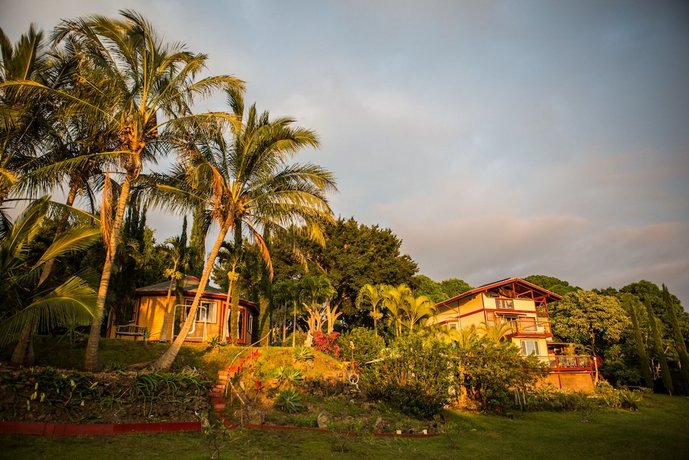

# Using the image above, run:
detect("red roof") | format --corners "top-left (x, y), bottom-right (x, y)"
top-left (436, 277), bottom-right (562, 310)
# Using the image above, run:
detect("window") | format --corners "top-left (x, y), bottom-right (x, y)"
top-left (495, 298), bottom-right (514, 309)
top-left (184, 300), bottom-right (217, 323)
top-left (521, 340), bottom-right (540, 356)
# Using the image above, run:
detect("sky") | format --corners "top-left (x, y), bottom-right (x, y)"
top-left (3, 1), bottom-right (689, 307)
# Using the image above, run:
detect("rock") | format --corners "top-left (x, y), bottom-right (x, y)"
top-left (317, 411), bottom-right (330, 428)
top-left (373, 416), bottom-right (384, 432)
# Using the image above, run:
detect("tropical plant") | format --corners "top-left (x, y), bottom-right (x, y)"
top-left (356, 284), bottom-right (386, 335)
top-left (379, 284), bottom-right (435, 337)
top-left (274, 388), bottom-right (304, 413)
top-left (0, 197), bottom-right (100, 365)
top-left (150, 87), bottom-right (335, 369)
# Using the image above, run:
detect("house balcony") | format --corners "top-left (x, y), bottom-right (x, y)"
top-left (489, 318), bottom-right (553, 338)
top-left (547, 355), bottom-right (594, 372)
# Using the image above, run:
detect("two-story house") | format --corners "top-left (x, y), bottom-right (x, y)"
top-left (430, 277), bottom-right (594, 392)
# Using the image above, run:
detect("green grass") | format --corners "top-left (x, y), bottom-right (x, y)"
top-left (3, 394), bottom-right (688, 459)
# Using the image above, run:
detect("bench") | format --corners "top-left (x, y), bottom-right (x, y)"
top-left (115, 324), bottom-right (147, 340)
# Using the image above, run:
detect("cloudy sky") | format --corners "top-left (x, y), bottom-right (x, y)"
top-left (4, 1), bottom-right (689, 307)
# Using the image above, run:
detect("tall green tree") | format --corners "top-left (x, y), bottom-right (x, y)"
top-left (271, 218), bottom-right (419, 330)
top-left (663, 284), bottom-right (689, 393)
top-left (29, 11), bottom-right (244, 371)
top-left (644, 299), bottom-right (674, 394)
top-left (621, 293), bottom-right (654, 389)
top-left (523, 275), bottom-right (580, 296)
top-left (549, 290), bottom-right (630, 383)
top-left (150, 88), bottom-right (335, 369)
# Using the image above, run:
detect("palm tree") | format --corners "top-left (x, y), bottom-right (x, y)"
top-left (159, 233), bottom-right (188, 341)
top-left (0, 25), bottom-right (52, 235)
top-left (382, 284), bottom-right (413, 337)
top-left (150, 88), bottom-right (335, 369)
top-left (0, 197), bottom-right (100, 365)
top-left (21, 11), bottom-right (245, 371)
top-left (404, 294), bottom-right (436, 331)
top-left (300, 274), bottom-right (336, 336)
top-left (356, 283), bottom-right (386, 336)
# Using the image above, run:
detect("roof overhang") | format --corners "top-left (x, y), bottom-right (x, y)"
top-left (436, 277), bottom-right (562, 310)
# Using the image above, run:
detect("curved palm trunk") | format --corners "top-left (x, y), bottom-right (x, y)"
top-left (152, 220), bottom-right (231, 370)
top-left (160, 276), bottom-right (176, 342)
top-left (84, 175), bottom-right (132, 371)
top-left (11, 319), bottom-right (36, 366)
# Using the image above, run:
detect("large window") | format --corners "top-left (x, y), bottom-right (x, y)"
top-left (184, 300), bottom-right (217, 323)
top-left (495, 298), bottom-right (514, 309)
top-left (520, 340), bottom-right (540, 356)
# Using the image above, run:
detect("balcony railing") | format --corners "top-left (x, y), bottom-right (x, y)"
top-left (488, 318), bottom-right (552, 337)
top-left (548, 355), bottom-right (593, 371)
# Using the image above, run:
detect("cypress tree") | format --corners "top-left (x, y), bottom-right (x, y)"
top-left (622, 294), bottom-right (653, 389)
top-left (662, 284), bottom-right (689, 394)
top-left (645, 300), bottom-right (674, 394)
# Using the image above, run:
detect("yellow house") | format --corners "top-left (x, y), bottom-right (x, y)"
top-left (114, 276), bottom-right (258, 345)
top-left (431, 277), bottom-right (595, 392)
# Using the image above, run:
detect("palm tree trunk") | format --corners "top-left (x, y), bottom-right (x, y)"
top-left (292, 300), bottom-right (297, 347)
top-left (161, 277), bottom-right (175, 341)
top-left (11, 319), bottom-right (36, 366)
top-left (84, 175), bottom-right (132, 371)
top-left (152, 219), bottom-right (231, 370)
top-left (229, 223), bottom-right (243, 343)
top-left (282, 303), bottom-right (287, 343)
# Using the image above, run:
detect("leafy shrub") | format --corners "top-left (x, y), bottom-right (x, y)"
top-left (312, 331), bottom-right (341, 358)
top-left (525, 386), bottom-right (594, 412)
top-left (339, 327), bottom-right (386, 364)
top-left (525, 383), bottom-right (643, 412)
top-left (452, 335), bottom-right (548, 413)
top-left (293, 346), bottom-right (315, 361)
top-left (275, 389), bottom-right (304, 413)
top-left (593, 381), bottom-right (642, 410)
top-left (364, 332), bottom-right (452, 419)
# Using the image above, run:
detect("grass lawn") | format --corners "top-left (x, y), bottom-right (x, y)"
top-left (3, 394), bottom-right (688, 459)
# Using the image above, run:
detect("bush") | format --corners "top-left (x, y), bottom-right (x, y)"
top-left (339, 327), bottom-right (386, 364)
top-left (312, 331), bottom-right (341, 358)
top-left (453, 336), bottom-right (548, 413)
top-left (364, 332), bottom-right (452, 419)
top-left (525, 386), bottom-right (594, 412)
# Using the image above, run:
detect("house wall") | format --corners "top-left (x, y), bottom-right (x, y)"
top-left (135, 295), bottom-right (225, 342)
top-left (136, 296), bottom-right (168, 341)
top-left (431, 294), bottom-right (486, 330)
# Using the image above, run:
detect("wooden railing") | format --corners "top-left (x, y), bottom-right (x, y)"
top-left (548, 355), bottom-right (593, 371)
top-left (488, 318), bottom-right (552, 337)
